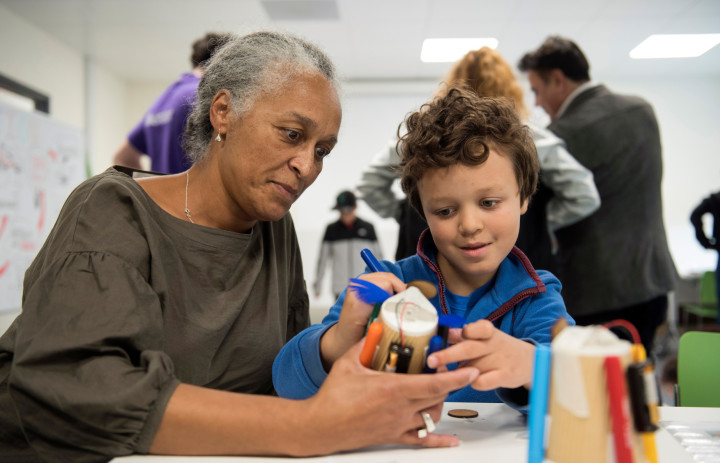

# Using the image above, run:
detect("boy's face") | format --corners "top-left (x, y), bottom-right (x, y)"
top-left (418, 148), bottom-right (528, 296)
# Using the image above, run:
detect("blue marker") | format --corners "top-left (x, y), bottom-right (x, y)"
top-left (527, 344), bottom-right (551, 463)
top-left (360, 248), bottom-right (383, 273)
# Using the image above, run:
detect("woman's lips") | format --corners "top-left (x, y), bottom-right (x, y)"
top-left (273, 181), bottom-right (299, 201)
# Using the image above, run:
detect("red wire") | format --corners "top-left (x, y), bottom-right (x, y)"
top-left (603, 319), bottom-right (641, 345)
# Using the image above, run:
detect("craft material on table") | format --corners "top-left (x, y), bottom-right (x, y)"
top-left (546, 326), bottom-right (644, 463)
top-left (371, 286), bottom-right (438, 374)
top-left (527, 343), bottom-right (551, 463)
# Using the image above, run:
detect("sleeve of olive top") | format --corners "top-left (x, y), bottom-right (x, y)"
top-left (285, 215), bottom-right (312, 339)
top-left (8, 250), bottom-right (179, 461)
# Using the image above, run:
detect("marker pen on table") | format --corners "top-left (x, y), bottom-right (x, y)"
top-left (359, 248), bottom-right (384, 335)
top-left (527, 344), bottom-right (551, 463)
top-left (627, 362), bottom-right (658, 463)
top-left (628, 344), bottom-right (659, 463)
top-left (605, 355), bottom-right (634, 463)
top-left (360, 321), bottom-right (383, 368)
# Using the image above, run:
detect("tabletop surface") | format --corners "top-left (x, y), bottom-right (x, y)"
top-left (111, 403), bottom-right (720, 462)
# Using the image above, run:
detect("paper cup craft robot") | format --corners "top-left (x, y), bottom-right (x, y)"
top-left (362, 286), bottom-right (438, 374)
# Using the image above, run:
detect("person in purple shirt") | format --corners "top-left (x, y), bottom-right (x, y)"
top-left (113, 32), bottom-right (230, 173)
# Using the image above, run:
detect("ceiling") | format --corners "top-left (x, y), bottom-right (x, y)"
top-left (2, 0), bottom-right (719, 85)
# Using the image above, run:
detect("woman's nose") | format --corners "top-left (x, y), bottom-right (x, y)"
top-left (289, 147), bottom-right (318, 178)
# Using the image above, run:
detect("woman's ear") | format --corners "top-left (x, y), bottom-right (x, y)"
top-left (209, 90), bottom-right (231, 136)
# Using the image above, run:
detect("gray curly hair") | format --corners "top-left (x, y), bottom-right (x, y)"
top-left (183, 30), bottom-right (340, 163)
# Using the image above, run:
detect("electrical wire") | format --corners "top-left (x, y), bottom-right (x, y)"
top-left (603, 319), bottom-right (642, 345)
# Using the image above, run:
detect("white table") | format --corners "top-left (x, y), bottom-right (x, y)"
top-left (112, 403), bottom-right (720, 463)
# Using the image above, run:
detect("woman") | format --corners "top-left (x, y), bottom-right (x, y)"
top-left (0, 31), bottom-right (477, 462)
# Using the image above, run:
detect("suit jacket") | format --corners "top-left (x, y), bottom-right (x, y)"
top-left (549, 85), bottom-right (677, 316)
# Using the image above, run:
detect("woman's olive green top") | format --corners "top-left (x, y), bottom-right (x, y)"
top-left (0, 168), bottom-right (309, 463)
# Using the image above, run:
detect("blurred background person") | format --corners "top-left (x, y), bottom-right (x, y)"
top-left (690, 190), bottom-right (720, 324)
top-left (113, 32), bottom-right (230, 173)
top-left (357, 47), bottom-right (600, 272)
top-left (357, 144), bottom-right (427, 261)
top-left (314, 190), bottom-right (382, 300)
top-left (518, 36), bottom-right (677, 354)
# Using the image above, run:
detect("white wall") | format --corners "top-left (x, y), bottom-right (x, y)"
top-left (126, 82), bottom-right (169, 128)
top-left (0, 5), bottom-right (84, 129)
top-left (0, 4), bottom-right (132, 329)
top-left (88, 60), bottom-right (131, 174)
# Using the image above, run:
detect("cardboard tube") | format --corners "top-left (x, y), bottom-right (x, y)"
top-left (546, 326), bottom-right (643, 463)
top-left (370, 286), bottom-right (437, 374)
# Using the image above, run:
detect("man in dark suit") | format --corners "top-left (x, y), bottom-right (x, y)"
top-left (518, 36), bottom-right (677, 354)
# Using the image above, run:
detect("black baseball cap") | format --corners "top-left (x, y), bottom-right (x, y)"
top-left (333, 190), bottom-right (357, 210)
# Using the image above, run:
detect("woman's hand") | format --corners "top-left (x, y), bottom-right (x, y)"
top-left (320, 272), bottom-right (406, 367)
top-left (150, 341), bottom-right (477, 458)
top-left (294, 340), bottom-right (480, 456)
top-left (426, 319), bottom-right (535, 390)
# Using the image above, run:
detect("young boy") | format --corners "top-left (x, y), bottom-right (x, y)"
top-left (273, 88), bottom-right (573, 410)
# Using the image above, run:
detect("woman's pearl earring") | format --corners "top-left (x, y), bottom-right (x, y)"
top-left (215, 133), bottom-right (222, 142)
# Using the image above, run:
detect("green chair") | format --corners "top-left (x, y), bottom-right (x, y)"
top-left (675, 331), bottom-right (720, 407)
top-left (680, 270), bottom-right (718, 327)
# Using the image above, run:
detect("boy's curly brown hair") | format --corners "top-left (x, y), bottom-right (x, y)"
top-left (397, 86), bottom-right (539, 219)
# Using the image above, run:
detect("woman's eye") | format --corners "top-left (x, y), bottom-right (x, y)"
top-left (285, 129), bottom-right (300, 141)
top-left (315, 146), bottom-right (330, 158)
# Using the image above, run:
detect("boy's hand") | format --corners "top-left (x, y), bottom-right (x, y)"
top-left (320, 272), bottom-right (406, 367)
top-left (426, 319), bottom-right (535, 391)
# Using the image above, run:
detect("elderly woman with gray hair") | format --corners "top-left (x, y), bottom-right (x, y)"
top-left (0, 31), bottom-right (477, 462)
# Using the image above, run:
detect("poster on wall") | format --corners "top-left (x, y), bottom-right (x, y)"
top-left (0, 102), bottom-right (86, 312)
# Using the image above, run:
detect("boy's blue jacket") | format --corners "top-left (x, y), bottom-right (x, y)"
top-left (273, 231), bottom-right (573, 411)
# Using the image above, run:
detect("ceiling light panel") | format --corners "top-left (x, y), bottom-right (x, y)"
top-left (420, 38), bottom-right (499, 63)
top-left (261, 0), bottom-right (339, 21)
top-left (630, 34), bottom-right (720, 59)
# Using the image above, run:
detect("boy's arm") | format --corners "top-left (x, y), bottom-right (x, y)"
top-left (426, 320), bottom-right (536, 391)
top-left (273, 271), bottom-right (407, 399)
top-left (428, 322), bottom-right (536, 412)
top-left (272, 322), bottom-right (334, 399)
top-left (426, 273), bottom-right (571, 409)
top-left (273, 289), bottom-right (346, 400)
top-left (320, 272), bottom-right (407, 366)
top-left (510, 273), bottom-right (574, 346)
